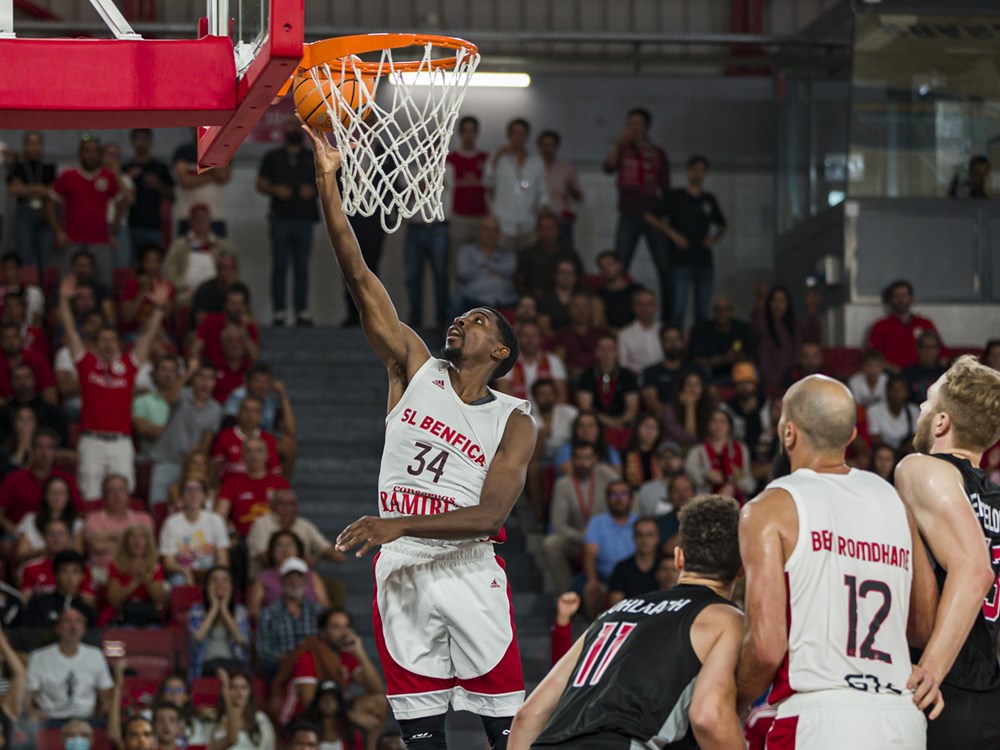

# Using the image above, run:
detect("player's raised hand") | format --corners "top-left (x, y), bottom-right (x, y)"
top-left (336, 516), bottom-right (404, 558)
top-left (298, 114), bottom-right (341, 175)
top-left (908, 663), bottom-right (944, 719)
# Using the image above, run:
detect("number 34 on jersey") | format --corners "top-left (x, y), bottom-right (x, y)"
top-left (399, 407), bottom-right (488, 467)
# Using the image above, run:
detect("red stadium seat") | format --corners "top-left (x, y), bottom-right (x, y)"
top-left (34, 728), bottom-right (62, 750)
top-left (113, 268), bottom-right (136, 298)
top-left (121, 676), bottom-right (161, 712)
top-left (171, 584), bottom-right (203, 624)
top-left (191, 676), bottom-right (221, 709)
top-left (103, 628), bottom-right (176, 678)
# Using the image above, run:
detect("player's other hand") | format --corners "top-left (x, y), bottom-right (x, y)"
top-left (298, 114), bottom-right (342, 174)
top-left (336, 516), bottom-right (403, 558)
top-left (908, 663), bottom-right (944, 719)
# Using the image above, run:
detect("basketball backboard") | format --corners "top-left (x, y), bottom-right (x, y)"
top-left (0, 0), bottom-right (303, 168)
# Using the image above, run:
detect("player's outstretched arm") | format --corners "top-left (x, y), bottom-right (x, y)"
top-left (689, 604), bottom-right (746, 750)
top-left (302, 120), bottom-right (429, 378)
top-left (896, 454), bottom-right (995, 684)
top-left (736, 488), bottom-right (796, 713)
top-left (336, 412), bottom-right (537, 556)
top-left (508, 634), bottom-right (586, 749)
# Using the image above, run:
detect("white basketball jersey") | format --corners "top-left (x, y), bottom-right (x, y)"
top-left (767, 468), bottom-right (914, 704)
top-left (378, 357), bottom-right (529, 552)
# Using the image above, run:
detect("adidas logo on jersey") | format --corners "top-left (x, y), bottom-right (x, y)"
top-left (490, 579), bottom-right (501, 589)
top-left (432, 379), bottom-right (445, 389)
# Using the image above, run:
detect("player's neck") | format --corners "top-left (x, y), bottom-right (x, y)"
top-left (929, 439), bottom-right (981, 465)
top-left (791, 452), bottom-right (850, 474)
top-left (676, 572), bottom-right (732, 599)
top-left (447, 366), bottom-right (492, 404)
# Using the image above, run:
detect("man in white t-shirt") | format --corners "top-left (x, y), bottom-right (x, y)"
top-left (26, 605), bottom-right (113, 721)
top-left (867, 373), bottom-right (920, 450)
top-left (617, 288), bottom-right (661, 374)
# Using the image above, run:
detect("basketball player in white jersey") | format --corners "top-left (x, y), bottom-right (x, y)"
top-left (302, 122), bottom-right (537, 750)
top-left (737, 375), bottom-right (942, 749)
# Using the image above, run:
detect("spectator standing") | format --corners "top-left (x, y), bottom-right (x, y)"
top-left (638, 324), bottom-right (696, 415)
top-left (867, 279), bottom-right (943, 370)
top-left (403, 170), bottom-right (452, 332)
top-left (50, 137), bottom-right (119, 283)
top-left (22, 550), bottom-right (97, 627)
top-left (192, 250), bottom-right (240, 321)
top-left (495, 321), bottom-right (567, 410)
top-left (688, 296), bottom-right (755, 384)
top-left (593, 251), bottom-right (644, 332)
top-left (551, 292), bottom-right (607, 384)
top-left (172, 130), bottom-right (230, 236)
top-left (25, 606), bottom-right (112, 722)
top-left (257, 116), bottom-right (320, 327)
top-left (223, 363), bottom-right (298, 477)
top-left (132, 356), bottom-right (182, 459)
top-left (453, 216), bottom-right (518, 312)
top-left (0, 323), bottom-right (57, 404)
top-left (256, 558), bottom-right (321, 675)
top-left (0, 252), bottom-right (46, 326)
top-left (537, 130), bottom-right (583, 247)
top-left (186, 566), bottom-right (250, 680)
top-left (751, 284), bottom-right (822, 395)
top-left (684, 408), bottom-right (756, 503)
top-left (581, 481), bottom-right (639, 619)
top-left (575, 334), bottom-right (640, 450)
top-left (101, 143), bottom-right (135, 269)
top-left (105, 525), bottom-right (168, 627)
top-left (196, 283), bottom-right (261, 367)
top-left (216, 437), bottom-right (289, 537)
top-left (866, 374), bottom-right (920, 450)
top-left (487, 118), bottom-right (547, 249)
top-left (164, 207), bottom-right (235, 309)
top-left (847, 349), bottom-right (889, 410)
top-left (119, 246), bottom-right (175, 340)
top-left (949, 154), bottom-right (992, 199)
top-left (445, 115), bottom-right (489, 250)
top-left (616, 288), bottom-right (661, 374)
top-left (602, 108), bottom-right (670, 278)
top-left (902, 329), bottom-right (947, 404)
top-left (211, 398), bottom-right (281, 482)
top-left (124, 128), bottom-right (175, 253)
top-left (607, 516), bottom-right (661, 605)
top-left (160, 478), bottom-right (230, 585)
top-left (245, 488), bottom-right (342, 577)
top-left (60, 274), bottom-right (170, 499)
top-left (84, 474), bottom-right (154, 579)
top-left (0, 429), bottom-right (81, 537)
top-left (7, 131), bottom-right (55, 274)
top-left (515, 213), bottom-right (583, 299)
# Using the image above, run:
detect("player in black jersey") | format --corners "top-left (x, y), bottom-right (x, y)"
top-left (896, 355), bottom-right (1000, 750)
top-left (508, 495), bottom-right (744, 750)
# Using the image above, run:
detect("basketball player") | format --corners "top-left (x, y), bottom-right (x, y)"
top-left (737, 375), bottom-right (941, 749)
top-left (508, 494), bottom-right (744, 750)
top-left (895, 355), bottom-right (1000, 750)
top-left (301, 122), bottom-right (537, 750)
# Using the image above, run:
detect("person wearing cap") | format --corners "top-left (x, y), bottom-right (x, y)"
top-left (723, 361), bottom-right (775, 490)
top-left (634, 440), bottom-right (684, 517)
top-left (163, 204), bottom-right (234, 308)
top-left (257, 556), bottom-right (321, 677)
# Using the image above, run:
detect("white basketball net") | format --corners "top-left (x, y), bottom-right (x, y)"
top-left (308, 42), bottom-right (480, 233)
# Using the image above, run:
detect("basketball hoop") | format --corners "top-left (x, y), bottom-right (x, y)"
top-left (289, 33), bottom-right (480, 233)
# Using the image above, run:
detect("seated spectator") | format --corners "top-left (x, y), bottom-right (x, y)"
top-left (867, 279), bottom-right (943, 371)
top-left (25, 606), bottom-right (112, 723)
top-left (685, 408), bottom-right (756, 503)
top-left (246, 488), bottom-right (343, 578)
top-left (871, 443), bottom-right (899, 484)
top-left (0, 252), bottom-right (45, 326)
top-left (187, 567), bottom-right (250, 681)
top-left (62, 720), bottom-right (94, 750)
top-left (582, 480), bottom-right (638, 619)
top-left (121, 246), bottom-right (176, 341)
top-left (20, 518), bottom-right (97, 606)
top-left (133, 356), bottom-right (182, 459)
top-left (867, 374), bottom-right (919, 450)
top-left (621, 413), bottom-right (661, 489)
top-left (782, 340), bottom-right (826, 387)
top-left (722, 362), bottom-right (766, 448)
top-left (216, 437), bottom-right (289, 536)
top-left (848, 349), bottom-right (888, 410)
top-left (148, 360), bottom-right (222, 505)
top-left (257, 558), bottom-right (321, 675)
top-left (0, 322), bottom-right (57, 404)
top-left (542, 442), bottom-right (618, 594)
top-left (616, 289), bottom-right (661, 374)
top-left (105, 525), bottom-right (168, 627)
top-left (638, 325), bottom-right (699, 415)
top-left (689, 295), bottom-right (755, 384)
top-left (526, 378), bottom-right (578, 522)
top-left (660, 369), bottom-right (714, 450)
top-left (160, 478), bottom-right (230, 585)
top-left (22, 550), bottom-right (97, 627)
top-left (551, 291), bottom-right (607, 384)
top-left (54, 310), bottom-right (104, 422)
top-left (246, 530), bottom-right (330, 620)
top-left (593, 250), bottom-right (644, 331)
top-left (285, 719), bottom-right (325, 750)
top-left (164, 206), bottom-right (235, 308)
top-left (608, 517), bottom-right (661, 605)
top-left (634, 440), bottom-right (684, 517)
top-left (151, 700), bottom-right (185, 750)
top-left (651, 473), bottom-right (696, 552)
top-left (495, 321), bottom-right (567, 409)
top-left (553, 411), bottom-right (622, 477)
top-left (301, 683), bottom-right (364, 750)
top-left (515, 213), bottom-right (582, 298)
top-left (0, 428), bottom-right (82, 537)
top-left (453, 216), bottom-right (518, 312)
top-left (192, 252), bottom-right (241, 323)
top-left (537, 259), bottom-right (582, 332)
top-left (3, 291), bottom-right (47, 358)
top-left (223, 363), bottom-right (298, 477)
top-left (575, 334), bottom-right (639, 450)
top-left (0, 365), bottom-right (68, 447)
top-left (84, 474), bottom-right (155, 580)
top-left (0, 403), bottom-right (36, 474)
top-left (69, 249), bottom-right (116, 324)
top-left (60, 274), bottom-right (170, 499)
top-left (751, 284), bottom-right (821, 395)
top-left (211, 397), bottom-right (281, 481)
top-left (167, 450), bottom-right (219, 513)
top-left (211, 668), bottom-right (275, 750)
top-left (903, 329), bottom-right (946, 404)
top-left (16, 475), bottom-right (84, 564)
top-left (210, 326), bottom-right (255, 404)
top-left (148, 674), bottom-right (212, 745)
top-left (196, 282), bottom-right (260, 368)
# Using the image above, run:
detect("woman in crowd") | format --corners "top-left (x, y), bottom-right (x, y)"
top-left (660, 370), bottom-right (714, 450)
top-left (684, 408), bottom-right (756, 503)
top-left (147, 673), bottom-right (212, 744)
top-left (210, 669), bottom-right (275, 750)
top-left (1, 405), bottom-right (36, 473)
top-left (246, 530), bottom-right (330, 620)
top-left (871, 443), bottom-right (899, 484)
top-left (751, 284), bottom-right (821, 394)
top-left (303, 681), bottom-right (364, 750)
top-left (105, 524), bottom-right (169, 627)
top-left (621, 413), bottom-right (661, 489)
top-left (187, 566), bottom-right (250, 682)
top-left (167, 451), bottom-right (220, 513)
top-left (553, 411), bottom-right (623, 477)
top-left (15, 475), bottom-right (83, 564)
top-left (867, 374), bottom-right (920, 450)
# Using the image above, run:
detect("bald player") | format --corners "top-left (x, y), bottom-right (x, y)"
top-left (737, 375), bottom-right (940, 749)
top-left (895, 356), bottom-right (1000, 750)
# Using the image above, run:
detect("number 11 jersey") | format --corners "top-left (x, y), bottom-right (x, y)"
top-left (378, 357), bottom-right (530, 552)
top-left (767, 468), bottom-right (914, 702)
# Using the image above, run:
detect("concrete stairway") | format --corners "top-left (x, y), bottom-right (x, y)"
top-left (260, 326), bottom-right (555, 744)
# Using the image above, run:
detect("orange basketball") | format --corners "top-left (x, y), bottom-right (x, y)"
top-left (293, 56), bottom-right (374, 131)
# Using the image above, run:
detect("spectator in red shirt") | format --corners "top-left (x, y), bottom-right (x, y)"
top-left (208, 326), bottom-right (253, 404)
top-left (196, 283), bottom-right (260, 368)
top-left (120, 245), bottom-right (175, 341)
top-left (19, 517), bottom-right (97, 606)
top-left (0, 322), bottom-right (56, 404)
top-left (212, 398), bottom-right (281, 482)
top-left (59, 274), bottom-right (171, 500)
top-left (552, 291), bottom-right (608, 385)
top-left (0, 427), bottom-right (82, 535)
top-left (50, 136), bottom-right (120, 285)
top-left (445, 115), bottom-right (489, 251)
top-left (867, 279), bottom-right (943, 371)
top-left (216, 436), bottom-right (288, 536)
